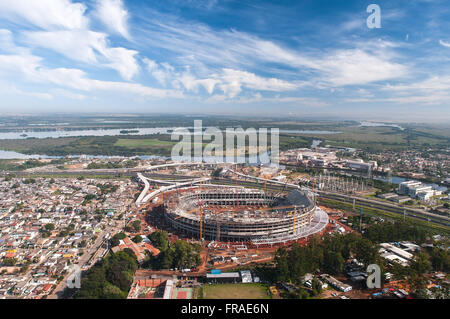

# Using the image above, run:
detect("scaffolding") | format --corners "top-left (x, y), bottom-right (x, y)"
top-left (164, 187), bottom-right (322, 243)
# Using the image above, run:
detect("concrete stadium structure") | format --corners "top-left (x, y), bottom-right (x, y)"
top-left (164, 186), bottom-right (328, 245)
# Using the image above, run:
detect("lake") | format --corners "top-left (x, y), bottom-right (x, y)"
top-left (0, 127), bottom-right (341, 140)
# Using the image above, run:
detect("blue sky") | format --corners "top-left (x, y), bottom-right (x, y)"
top-left (0, 0), bottom-right (449, 122)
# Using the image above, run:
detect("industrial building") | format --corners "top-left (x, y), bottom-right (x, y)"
top-left (398, 181), bottom-right (442, 201)
top-left (345, 159), bottom-right (376, 172)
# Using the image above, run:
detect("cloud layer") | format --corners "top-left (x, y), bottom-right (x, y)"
top-left (0, 0), bottom-right (449, 118)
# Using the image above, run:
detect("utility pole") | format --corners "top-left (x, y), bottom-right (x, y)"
top-left (359, 208), bottom-right (363, 233)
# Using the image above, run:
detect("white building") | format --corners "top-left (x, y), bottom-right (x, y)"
top-left (398, 181), bottom-right (422, 195)
top-left (408, 185), bottom-right (432, 197)
top-left (346, 160), bottom-right (372, 171)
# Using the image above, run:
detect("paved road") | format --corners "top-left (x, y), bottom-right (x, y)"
top-left (47, 225), bottom-right (120, 299)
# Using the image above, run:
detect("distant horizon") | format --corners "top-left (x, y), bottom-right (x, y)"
top-left (0, 111), bottom-right (449, 125)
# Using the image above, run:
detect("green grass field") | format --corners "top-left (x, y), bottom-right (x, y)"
top-left (114, 138), bottom-right (177, 148)
top-left (199, 283), bottom-right (270, 299)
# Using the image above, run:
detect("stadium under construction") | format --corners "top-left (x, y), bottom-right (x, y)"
top-left (163, 186), bottom-right (329, 246)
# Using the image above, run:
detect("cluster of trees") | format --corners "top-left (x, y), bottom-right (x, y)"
top-left (125, 220), bottom-right (141, 233)
top-left (75, 249), bottom-right (138, 299)
top-left (372, 179), bottom-right (397, 194)
top-left (0, 159), bottom-right (68, 171)
top-left (428, 246), bottom-right (450, 272)
top-left (96, 183), bottom-right (119, 196)
top-left (282, 278), bottom-right (324, 299)
top-left (264, 220), bottom-right (448, 299)
top-left (40, 223), bottom-right (55, 238)
top-left (23, 178), bottom-right (36, 184)
top-left (132, 235), bottom-right (143, 243)
top-left (110, 232), bottom-right (127, 247)
top-left (272, 233), bottom-right (381, 285)
top-left (1, 135), bottom-right (176, 157)
top-left (144, 231), bottom-right (202, 270)
top-left (87, 162), bottom-right (122, 169)
top-left (363, 221), bottom-right (429, 244)
top-left (82, 194), bottom-right (96, 205)
top-left (2, 258), bottom-right (18, 266)
top-left (58, 224), bottom-right (75, 237)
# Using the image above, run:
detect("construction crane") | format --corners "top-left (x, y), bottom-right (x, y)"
top-left (199, 206), bottom-right (203, 240)
top-left (264, 181), bottom-right (267, 202)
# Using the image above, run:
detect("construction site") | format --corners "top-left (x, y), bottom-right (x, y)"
top-left (161, 185), bottom-right (328, 247)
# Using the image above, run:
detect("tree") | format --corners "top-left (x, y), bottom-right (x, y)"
top-left (149, 231), bottom-right (169, 251)
top-left (3, 258), bottom-right (17, 266)
top-left (274, 248), bottom-right (290, 282)
top-left (110, 232), bottom-right (126, 247)
top-left (45, 223), bottom-right (55, 231)
top-left (75, 251), bottom-right (137, 299)
top-left (408, 251), bottom-right (432, 298)
top-left (132, 235), bottom-right (142, 243)
top-left (132, 220), bottom-right (141, 232)
top-left (311, 278), bottom-right (323, 296)
top-left (429, 247), bottom-right (449, 272)
top-left (410, 251), bottom-right (432, 276)
top-left (353, 238), bottom-right (378, 267)
top-left (324, 251), bottom-right (344, 274)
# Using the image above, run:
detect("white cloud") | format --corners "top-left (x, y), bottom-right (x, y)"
top-left (219, 68), bottom-right (300, 95)
top-left (354, 75), bottom-right (450, 105)
top-left (0, 50), bottom-right (181, 99)
top-left (205, 93), bottom-right (329, 107)
top-left (94, 0), bottom-right (130, 39)
top-left (22, 30), bottom-right (139, 80)
top-left (0, 29), bottom-right (16, 52)
top-left (1, 0), bottom-right (139, 80)
top-left (10, 86), bottom-right (53, 100)
top-left (144, 57), bottom-right (302, 98)
top-left (0, 0), bottom-right (88, 30)
top-left (22, 30), bottom-right (105, 64)
top-left (346, 94), bottom-right (450, 105)
top-left (383, 76), bottom-right (450, 92)
top-left (102, 47), bottom-right (139, 81)
top-left (136, 16), bottom-right (408, 88)
top-left (178, 73), bottom-right (219, 95)
top-left (439, 40), bottom-right (450, 48)
top-left (317, 49), bottom-right (407, 86)
top-left (52, 88), bottom-right (87, 100)
top-left (144, 58), bottom-right (176, 86)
